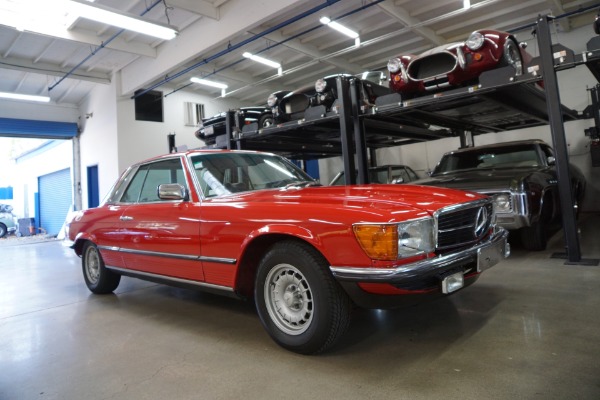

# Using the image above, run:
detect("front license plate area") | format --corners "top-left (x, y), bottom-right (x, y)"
top-left (442, 272), bottom-right (464, 294)
top-left (477, 239), bottom-right (505, 273)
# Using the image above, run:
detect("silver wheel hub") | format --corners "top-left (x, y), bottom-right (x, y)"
top-left (264, 263), bottom-right (313, 335)
top-left (85, 247), bottom-right (100, 284)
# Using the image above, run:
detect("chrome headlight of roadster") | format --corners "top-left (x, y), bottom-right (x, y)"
top-left (267, 93), bottom-right (277, 107)
top-left (315, 78), bottom-right (327, 93)
top-left (387, 58), bottom-right (402, 73)
top-left (466, 31), bottom-right (484, 50)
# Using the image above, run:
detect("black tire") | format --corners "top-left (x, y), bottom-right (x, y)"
top-left (501, 38), bottom-right (523, 76)
top-left (82, 241), bottom-right (121, 294)
top-left (258, 114), bottom-right (273, 129)
top-left (0, 223), bottom-right (6, 238)
top-left (254, 240), bottom-right (352, 354)
top-left (520, 221), bottom-right (547, 251)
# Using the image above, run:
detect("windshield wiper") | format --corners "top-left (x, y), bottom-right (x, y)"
top-left (283, 180), bottom-right (321, 189)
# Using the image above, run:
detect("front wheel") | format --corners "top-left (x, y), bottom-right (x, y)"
top-left (255, 241), bottom-right (352, 354)
top-left (501, 38), bottom-right (523, 75)
top-left (82, 241), bottom-right (121, 294)
top-left (0, 223), bottom-right (7, 238)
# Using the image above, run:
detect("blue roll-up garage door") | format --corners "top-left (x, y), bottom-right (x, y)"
top-left (38, 169), bottom-right (72, 236)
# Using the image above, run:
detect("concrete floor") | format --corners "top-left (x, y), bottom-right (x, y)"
top-left (1, 215), bottom-right (600, 400)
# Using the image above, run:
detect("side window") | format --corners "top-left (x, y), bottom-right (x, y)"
top-left (120, 158), bottom-right (187, 203)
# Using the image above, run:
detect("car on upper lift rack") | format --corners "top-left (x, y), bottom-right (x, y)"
top-left (195, 106), bottom-right (277, 145)
top-left (386, 29), bottom-right (532, 97)
top-left (267, 71), bottom-right (390, 124)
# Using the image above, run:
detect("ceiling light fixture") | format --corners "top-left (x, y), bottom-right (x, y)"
top-left (67, 0), bottom-right (178, 40)
top-left (190, 77), bottom-right (228, 97)
top-left (319, 16), bottom-right (360, 47)
top-left (0, 91), bottom-right (51, 102)
top-left (0, 0), bottom-right (177, 40)
top-left (463, 0), bottom-right (471, 9)
top-left (242, 52), bottom-right (283, 76)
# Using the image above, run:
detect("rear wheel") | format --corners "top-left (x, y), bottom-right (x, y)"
top-left (0, 223), bottom-right (6, 238)
top-left (82, 241), bottom-right (121, 294)
top-left (255, 240), bottom-right (352, 354)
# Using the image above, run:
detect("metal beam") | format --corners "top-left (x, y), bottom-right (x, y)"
top-left (0, 56), bottom-right (111, 84)
top-left (167, 0), bottom-right (220, 20)
top-left (377, 1), bottom-right (445, 46)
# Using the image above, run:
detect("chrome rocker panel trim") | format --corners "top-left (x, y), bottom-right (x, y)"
top-left (97, 245), bottom-right (237, 265)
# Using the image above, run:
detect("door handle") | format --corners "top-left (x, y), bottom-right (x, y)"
top-left (120, 216), bottom-right (133, 221)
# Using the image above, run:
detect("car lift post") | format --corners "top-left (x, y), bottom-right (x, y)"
top-left (337, 76), bottom-right (357, 185)
top-left (537, 15), bottom-right (597, 265)
top-left (350, 77), bottom-right (369, 184)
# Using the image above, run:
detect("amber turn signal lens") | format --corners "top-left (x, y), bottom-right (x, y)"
top-left (473, 53), bottom-right (483, 61)
top-left (353, 224), bottom-right (398, 261)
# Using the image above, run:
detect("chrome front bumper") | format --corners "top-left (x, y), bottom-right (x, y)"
top-left (330, 227), bottom-right (509, 283)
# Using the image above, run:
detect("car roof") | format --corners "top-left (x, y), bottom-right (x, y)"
top-left (442, 139), bottom-right (548, 156)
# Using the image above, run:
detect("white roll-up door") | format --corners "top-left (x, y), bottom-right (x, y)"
top-left (38, 168), bottom-right (72, 236)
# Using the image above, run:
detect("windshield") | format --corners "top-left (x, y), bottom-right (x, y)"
top-left (189, 152), bottom-right (316, 198)
top-left (432, 144), bottom-right (542, 175)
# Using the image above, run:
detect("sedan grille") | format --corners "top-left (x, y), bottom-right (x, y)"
top-left (408, 52), bottom-right (457, 80)
top-left (436, 201), bottom-right (493, 251)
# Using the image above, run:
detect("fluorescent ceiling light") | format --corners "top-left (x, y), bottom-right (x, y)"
top-left (319, 16), bottom-right (359, 39)
top-left (190, 77), bottom-right (228, 89)
top-left (242, 52), bottom-right (282, 75)
top-left (0, 0), bottom-right (177, 40)
top-left (242, 52), bottom-right (281, 69)
top-left (463, 0), bottom-right (471, 9)
top-left (0, 92), bottom-right (51, 102)
top-left (67, 0), bottom-right (178, 40)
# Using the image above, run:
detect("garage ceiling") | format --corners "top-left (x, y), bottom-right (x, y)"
top-left (0, 0), bottom-right (598, 108)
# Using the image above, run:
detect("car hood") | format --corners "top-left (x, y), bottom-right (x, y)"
top-left (414, 167), bottom-right (548, 192)
top-left (208, 184), bottom-right (483, 217)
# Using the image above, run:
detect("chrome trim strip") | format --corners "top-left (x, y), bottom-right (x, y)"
top-left (330, 227), bottom-right (508, 282)
top-left (97, 245), bottom-right (236, 265)
top-left (105, 266), bottom-right (234, 293)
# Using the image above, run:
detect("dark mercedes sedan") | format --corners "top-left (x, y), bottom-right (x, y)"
top-left (415, 139), bottom-right (586, 251)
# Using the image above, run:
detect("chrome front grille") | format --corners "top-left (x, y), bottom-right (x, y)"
top-left (436, 200), bottom-right (494, 251)
top-left (408, 52), bottom-right (457, 80)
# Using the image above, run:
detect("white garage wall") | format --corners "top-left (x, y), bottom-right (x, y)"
top-left (319, 24), bottom-right (600, 212)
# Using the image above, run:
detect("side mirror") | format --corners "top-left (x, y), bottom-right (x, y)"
top-left (158, 183), bottom-right (188, 201)
top-left (426, 169), bottom-right (433, 177)
top-left (547, 156), bottom-right (556, 165)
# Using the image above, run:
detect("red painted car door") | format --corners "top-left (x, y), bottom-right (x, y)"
top-left (116, 157), bottom-right (204, 281)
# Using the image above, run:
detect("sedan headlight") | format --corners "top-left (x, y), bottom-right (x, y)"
top-left (387, 58), bottom-right (402, 73)
top-left (267, 93), bottom-right (277, 107)
top-left (315, 78), bottom-right (327, 93)
top-left (493, 194), bottom-right (512, 213)
top-left (466, 31), bottom-right (484, 50)
top-left (353, 218), bottom-right (435, 261)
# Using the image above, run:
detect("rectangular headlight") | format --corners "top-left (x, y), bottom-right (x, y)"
top-left (493, 193), bottom-right (512, 213)
top-left (397, 218), bottom-right (435, 258)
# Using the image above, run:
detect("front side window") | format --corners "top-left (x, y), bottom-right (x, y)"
top-left (120, 158), bottom-right (187, 203)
